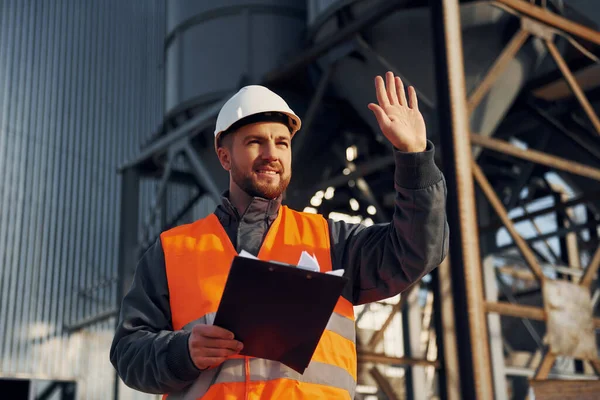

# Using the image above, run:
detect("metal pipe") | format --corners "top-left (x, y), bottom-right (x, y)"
top-left (431, 1), bottom-right (493, 398)
top-left (494, 0), bottom-right (600, 45)
top-left (471, 133), bottom-right (600, 181)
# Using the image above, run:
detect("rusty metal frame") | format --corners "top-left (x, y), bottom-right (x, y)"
top-left (353, 0), bottom-right (600, 397)
top-left (447, 0), bottom-right (600, 395)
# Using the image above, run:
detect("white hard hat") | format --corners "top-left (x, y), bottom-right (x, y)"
top-left (214, 85), bottom-right (301, 144)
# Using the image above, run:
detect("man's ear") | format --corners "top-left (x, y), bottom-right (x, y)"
top-left (217, 146), bottom-right (232, 171)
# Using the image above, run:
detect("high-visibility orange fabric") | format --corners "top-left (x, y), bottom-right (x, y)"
top-left (160, 206), bottom-right (356, 399)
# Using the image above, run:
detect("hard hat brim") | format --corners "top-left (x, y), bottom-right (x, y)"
top-left (214, 111), bottom-right (301, 151)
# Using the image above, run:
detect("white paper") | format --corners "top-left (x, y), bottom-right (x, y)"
top-left (239, 249), bottom-right (258, 259)
top-left (326, 269), bottom-right (345, 277)
top-left (297, 251), bottom-right (320, 272)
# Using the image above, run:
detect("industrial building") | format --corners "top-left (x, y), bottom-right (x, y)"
top-left (1, 0), bottom-right (600, 399)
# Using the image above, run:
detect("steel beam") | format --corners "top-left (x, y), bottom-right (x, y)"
top-left (495, 0), bottom-right (600, 46)
top-left (483, 258), bottom-right (509, 400)
top-left (369, 367), bottom-right (400, 400)
top-left (504, 365), bottom-right (598, 380)
top-left (139, 190), bottom-right (205, 255)
top-left (367, 286), bottom-right (416, 350)
top-left (493, 221), bottom-right (592, 253)
top-left (115, 166), bottom-right (141, 400)
top-left (473, 162), bottom-right (545, 281)
top-left (579, 245), bottom-right (600, 287)
top-left (307, 155), bottom-right (395, 192)
top-left (432, 259), bottom-right (461, 400)
top-left (262, 1), bottom-right (414, 83)
top-left (292, 64), bottom-right (333, 162)
top-left (527, 101), bottom-right (600, 161)
top-left (468, 28), bottom-right (530, 114)
top-left (431, 0), bottom-right (493, 398)
top-left (183, 145), bottom-right (222, 203)
top-left (545, 40), bottom-right (600, 134)
top-left (357, 351), bottom-right (440, 368)
top-left (64, 308), bottom-right (119, 333)
top-left (486, 301), bottom-right (546, 320)
top-left (480, 190), bottom-right (600, 233)
top-left (471, 134), bottom-right (600, 181)
top-left (486, 301), bottom-right (600, 329)
top-left (534, 349), bottom-right (556, 380)
top-left (119, 100), bottom-right (226, 171)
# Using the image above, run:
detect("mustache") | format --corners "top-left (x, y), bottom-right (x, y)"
top-left (253, 162), bottom-right (283, 173)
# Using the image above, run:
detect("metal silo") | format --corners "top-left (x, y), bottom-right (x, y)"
top-left (164, 0), bottom-right (307, 127)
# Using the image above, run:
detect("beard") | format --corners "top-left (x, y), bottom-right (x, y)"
top-left (231, 159), bottom-right (291, 199)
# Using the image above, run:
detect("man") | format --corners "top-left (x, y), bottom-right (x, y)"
top-left (110, 72), bottom-right (449, 399)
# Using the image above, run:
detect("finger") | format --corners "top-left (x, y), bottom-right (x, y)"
top-left (194, 337), bottom-right (243, 352)
top-left (193, 346), bottom-right (241, 358)
top-left (408, 86), bottom-right (419, 111)
top-left (395, 77), bottom-right (407, 106)
top-left (374, 76), bottom-right (390, 107)
top-left (386, 71), bottom-right (398, 105)
top-left (368, 103), bottom-right (391, 126)
top-left (193, 324), bottom-right (235, 339)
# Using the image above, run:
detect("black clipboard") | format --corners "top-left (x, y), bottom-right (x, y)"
top-left (213, 255), bottom-right (348, 373)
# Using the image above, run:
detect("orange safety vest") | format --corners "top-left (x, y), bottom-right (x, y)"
top-left (160, 205), bottom-right (357, 399)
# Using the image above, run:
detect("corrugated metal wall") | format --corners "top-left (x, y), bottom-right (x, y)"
top-left (0, 1), bottom-right (166, 399)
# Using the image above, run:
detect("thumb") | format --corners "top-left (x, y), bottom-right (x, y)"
top-left (368, 103), bottom-right (390, 127)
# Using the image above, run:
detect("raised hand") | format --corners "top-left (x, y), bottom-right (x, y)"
top-left (188, 324), bottom-right (243, 370)
top-left (368, 71), bottom-right (427, 153)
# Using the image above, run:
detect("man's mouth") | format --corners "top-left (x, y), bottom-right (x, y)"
top-left (255, 168), bottom-right (279, 175)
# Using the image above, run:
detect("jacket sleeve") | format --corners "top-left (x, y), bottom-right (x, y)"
top-left (109, 237), bottom-right (201, 394)
top-left (329, 140), bottom-right (449, 305)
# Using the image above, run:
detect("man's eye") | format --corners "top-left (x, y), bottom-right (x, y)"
top-left (278, 142), bottom-right (289, 147)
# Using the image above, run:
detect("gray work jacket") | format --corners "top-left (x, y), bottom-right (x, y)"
top-left (109, 141), bottom-right (449, 394)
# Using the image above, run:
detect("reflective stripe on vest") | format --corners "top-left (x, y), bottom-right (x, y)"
top-left (167, 358), bottom-right (356, 400)
top-left (161, 206), bottom-right (357, 399)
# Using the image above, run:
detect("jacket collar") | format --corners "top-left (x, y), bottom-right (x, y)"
top-left (215, 190), bottom-right (281, 226)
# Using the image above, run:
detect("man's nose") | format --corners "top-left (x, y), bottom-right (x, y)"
top-left (261, 142), bottom-right (278, 161)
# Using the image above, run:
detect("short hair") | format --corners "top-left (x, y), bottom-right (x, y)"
top-left (216, 130), bottom-right (233, 149)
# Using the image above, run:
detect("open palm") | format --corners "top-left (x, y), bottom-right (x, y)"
top-left (368, 72), bottom-right (427, 153)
